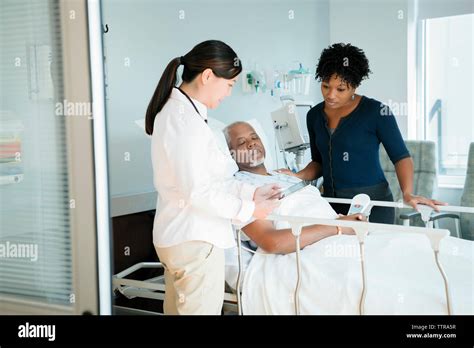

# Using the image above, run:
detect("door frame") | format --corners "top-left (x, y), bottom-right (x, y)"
top-left (0, 0), bottom-right (112, 315)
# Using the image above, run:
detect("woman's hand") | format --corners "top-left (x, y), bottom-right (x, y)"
top-left (403, 193), bottom-right (447, 212)
top-left (336, 213), bottom-right (367, 234)
top-left (253, 184), bottom-right (281, 203)
top-left (253, 199), bottom-right (280, 219)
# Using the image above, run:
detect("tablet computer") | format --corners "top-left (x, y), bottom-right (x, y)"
top-left (279, 181), bottom-right (308, 200)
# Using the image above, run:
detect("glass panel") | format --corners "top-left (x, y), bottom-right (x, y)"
top-left (0, 0), bottom-right (73, 306)
top-left (425, 13), bottom-right (474, 175)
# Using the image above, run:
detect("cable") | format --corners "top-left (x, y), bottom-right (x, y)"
top-left (277, 126), bottom-right (291, 170)
top-left (239, 244), bottom-right (274, 256)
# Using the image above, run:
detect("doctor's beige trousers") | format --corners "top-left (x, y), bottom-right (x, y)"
top-left (155, 240), bottom-right (225, 315)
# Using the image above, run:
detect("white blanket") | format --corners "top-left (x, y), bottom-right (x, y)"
top-left (225, 177), bottom-right (474, 314)
top-left (242, 231), bottom-right (474, 315)
top-left (225, 185), bottom-right (337, 290)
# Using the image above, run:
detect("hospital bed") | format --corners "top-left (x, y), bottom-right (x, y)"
top-left (117, 116), bottom-right (474, 315)
top-left (113, 201), bottom-right (474, 315)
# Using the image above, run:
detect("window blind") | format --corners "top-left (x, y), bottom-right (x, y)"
top-left (0, 0), bottom-right (73, 306)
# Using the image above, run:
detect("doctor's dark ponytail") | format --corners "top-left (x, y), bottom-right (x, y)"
top-left (145, 40), bottom-right (242, 135)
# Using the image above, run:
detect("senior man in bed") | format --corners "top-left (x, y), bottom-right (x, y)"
top-left (224, 121), bottom-right (365, 253)
top-left (222, 121), bottom-right (366, 290)
top-left (222, 121), bottom-right (473, 315)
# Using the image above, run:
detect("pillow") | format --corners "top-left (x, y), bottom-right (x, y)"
top-left (137, 116), bottom-right (275, 171)
top-left (207, 117), bottom-right (231, 155)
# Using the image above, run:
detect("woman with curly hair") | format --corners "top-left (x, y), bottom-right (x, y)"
top-left (278, 43), bottom-right (445, 224)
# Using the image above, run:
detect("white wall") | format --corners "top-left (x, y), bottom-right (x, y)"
top-left (102, 0), bottom-right (329, 198)
top-left (328, 0), bottom-right (409, 136)
top-left (418, 0), bottom-right (474, 19)
top-left (103, 0), bottom-right (471, 236)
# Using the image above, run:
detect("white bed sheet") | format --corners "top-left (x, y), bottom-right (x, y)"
top-left (225, 175), bottom-right (473, 314)
top-left (242, 232), bottom-right (473, 314)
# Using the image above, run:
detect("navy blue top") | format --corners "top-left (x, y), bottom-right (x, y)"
top-left (307, 96), bottom-right (410, 195)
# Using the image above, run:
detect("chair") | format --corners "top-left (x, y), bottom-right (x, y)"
top-left (459, 142), bottom-right (474, 240)
top-left (379, 141), bottom-right (437, 227)
top-left (423, 142), bottom-right (474, 240)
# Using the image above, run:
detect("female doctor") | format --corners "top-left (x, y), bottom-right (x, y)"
top-left (145, 40), bottom-right (280, 315)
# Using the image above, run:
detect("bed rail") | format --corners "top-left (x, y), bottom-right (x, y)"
top-left (114, 202), bottom-right (473, 315)
top-left (234, 213), bottom-right (453, 315)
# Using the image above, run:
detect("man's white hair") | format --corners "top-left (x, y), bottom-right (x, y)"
top-left (222, 121), bottom-right (254, 148)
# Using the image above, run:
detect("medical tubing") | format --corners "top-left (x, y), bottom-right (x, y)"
top-left (235, 232), bottom-right (281, 316)
top-left (434, 250), bottom-right (452, 315)
top-left (277, 126), bottom-right (292, 170)
top-left (275, 131), bottom-right (279, 168)
top-left (359, 241), bottom-right (367, 315)
top-left (236, 230), bottom-right (244, 315)
top-left (294, 235), bottom-right (302, 315)
top-left (240, 245), bottom-right (273, 255)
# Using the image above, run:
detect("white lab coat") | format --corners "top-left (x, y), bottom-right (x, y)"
top-left (151, 88), bottom-right (256, 248)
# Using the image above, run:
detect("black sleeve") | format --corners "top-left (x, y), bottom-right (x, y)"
top-left (307, 109), bottom-right (322, 164)
top-left (376, 104), bottom-right (411, 164)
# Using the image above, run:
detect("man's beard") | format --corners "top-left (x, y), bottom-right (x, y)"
top-left (231, 148), bottom-right (265, 168)
top-left (249, 156), bottom-right (265, 167)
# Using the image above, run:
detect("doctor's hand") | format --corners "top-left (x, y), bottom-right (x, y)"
top-left (403, 193), bottom-right (447, 212)
top-left (253, 184), bottom-right (281, 203)
top-left (253, 198), bottom-right (280, 219)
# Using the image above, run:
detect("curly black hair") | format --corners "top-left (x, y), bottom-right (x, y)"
top-left (315, 43), bottom-right (371, 88)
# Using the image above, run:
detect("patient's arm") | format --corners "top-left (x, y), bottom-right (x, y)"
top-left (242, 218), bottom-right (353, 255)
